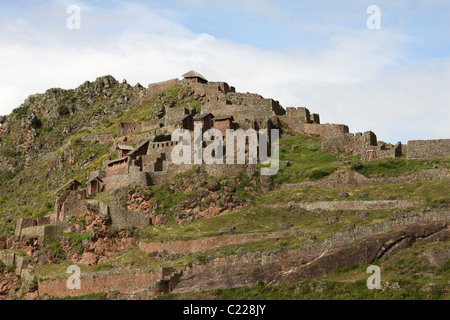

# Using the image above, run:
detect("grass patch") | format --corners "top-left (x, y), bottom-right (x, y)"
top-left (274, 134), bottom-right (342, 184)
top-left (354, 157), bottom-right (450, 178)
top-left (158, 241), bottom-right (450, 300)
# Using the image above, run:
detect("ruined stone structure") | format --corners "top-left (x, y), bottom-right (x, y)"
top-left (406, 139), bottom-right (450, 160)
top-left (147, 78), bottom-right (179, 98)
top-left (321, 130), bottom-right (399, 157)
top-left (49, 71), bottom-right (447, 237)
top-left (281, 106), bottom-right (403, 160)
top-left (32, 210), bottom-right (450, 299)
top-left (202, 92), bottom-right (284, 129)
top-left (213, 115), bottom-right (235, 135)
top-left (37, 267), bottom-right (178, 299)
top-left (87, 177), bottom-right (104, 196)
top-left (2, 71), bottom-right (449, 301)
top-left (14, 217), bottom-right (54, 238)
top-left (117, 145), bottom-right (133, 158)
top-left (165, 107), bottom-right (189, 127)
top-left (117, 119), bottom-right (160, 136)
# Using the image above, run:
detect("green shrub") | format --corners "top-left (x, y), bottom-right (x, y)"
top-left (57, 105), bottom-right (70, 117)
top-left (12, 105), bottom-right (29, 119)
top-left (309, 168), bottom-right (335, 181)
top-left (44, 237), bottom-right (66, 261)
top-left (438, 260), bottom-right (450, 274)
top-left (196, 255), bottom-right (208, 264)
top-left (350, 159), bottom-right (364, 170)
top-left (63, 232), bottom-right (90, 254)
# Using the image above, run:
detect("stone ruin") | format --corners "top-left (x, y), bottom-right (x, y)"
top-left (14, 70), bottom-right (447, 239)
top-left (406, 139), bottom-right (450, 160)
top-left (281, 106), bottom-right (403, 160)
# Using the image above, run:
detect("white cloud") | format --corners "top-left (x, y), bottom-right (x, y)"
top-left (0, 1), bottom-right (449, 143)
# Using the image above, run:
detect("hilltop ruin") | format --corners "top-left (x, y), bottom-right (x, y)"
top-left (11, 72), bottom-right (441, 231)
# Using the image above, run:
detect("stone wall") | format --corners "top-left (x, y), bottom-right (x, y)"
top-left (173, 210), bottom-right (450, 293)
top-left (117, 120), bottom-right (160, 136)
top-left (37, 268), bottom-right (165, 298)
top-left (208, 82), bottom-right (235, 95)
top-left (301, 123), bottom-right (348, 138)
top-left (116, 132), bottom-right (154, 147)
top-left (106, 160), bottom-right (128, 177)
top-left (280, 114), bottom-right (348, 138)
top-left (213, 119), bottom-right (234, 135)
top-left (310, 113), bottom-right (320, 124)
top-left (407, 139), bottom-right (450, 160)
top-left (280, 107), bottom-right (403, 160)
top-left (109, 206), bottom-right (151, 229)
top-left (15, 217), bottom-right (53, 237)
top-left (202, 94), bottom-right (284, 128)
top-left (294, 200), bottom-right (425, 212)
top-left (322, 131), bottom-right (377, 155)
top-left (88, 170), bottom-right (106, 181)
top-left (283, 168), bottom-right (450, 189)
top-left (60, 190), bottom-right (88, 222)
top-left (285, 107), bottom-right (311, 123)
top-left (142, 119), bottom-right (161, 132)
top-left (0, 251), bottom-right (15, 266)
top-left (14, 218), bottom-right (36, 237)
top-left (139, 229), bottom-right (308, 254)
top-left (35, 210), bottom-right (450, 298)
top-left (103, 172), bottom-right (151, 191)
top-left (147, 78), bottom-right (179, 98)
top-left (165, 108), bottom-right (188, 127)
top-left (20, 225), bottom-right (56, 238)
top-left (117, 122), bottom-right (142, 136)
top-left (148, 141), bottom-right (178, 162)
top-left (0, 251), bottom-right (29, 276)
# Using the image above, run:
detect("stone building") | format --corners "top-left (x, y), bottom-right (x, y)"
top-left (178, 114), bottom-right (194, 131)
top-left (117, 145), bottom-right (133, 158)
top-left (55, 179), bottom-right (81, 195)
top-left (182, 70), bottom-right (208, 84)
top-left (87, 177), bottom-right (104, 196)
top-left (406, 139), bottom-right (450, 159)
top-left (213, 115), bottom-right (234, 135)
top-left (193, 113), bottom-right (214, 131)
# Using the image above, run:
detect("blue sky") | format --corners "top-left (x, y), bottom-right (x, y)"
top-left (0, 0), bottom-right (449, 142)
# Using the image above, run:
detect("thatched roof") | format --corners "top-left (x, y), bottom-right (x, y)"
top-left (182, 70), bottom-right (208, 82)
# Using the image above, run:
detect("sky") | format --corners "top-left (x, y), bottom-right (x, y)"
top-left (0, 0), bottom-right (449, 143)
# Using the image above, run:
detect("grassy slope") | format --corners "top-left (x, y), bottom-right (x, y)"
top-left (30, 135), bottom-right (449, 296)
top-left (0, 85), bottom-right (201, 235)
top-left (158, 241), bottom-right (450, 300)
top-left (1, 81), bottom-right (448, 299)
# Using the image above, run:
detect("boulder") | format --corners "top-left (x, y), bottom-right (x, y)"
top-left (220, 226), bottom-right (236, 234)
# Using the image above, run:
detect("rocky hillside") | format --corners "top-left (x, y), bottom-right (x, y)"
top-left (0, 75), bottom-right (448, 300)
top-left (0, 75), bottom-right (204, 234)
